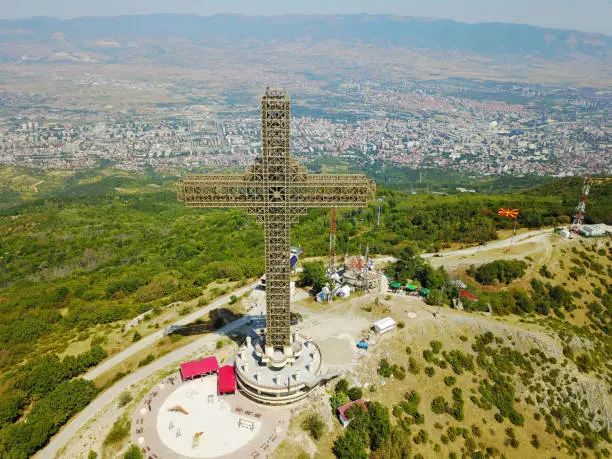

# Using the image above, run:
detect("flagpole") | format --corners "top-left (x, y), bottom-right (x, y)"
top-left (507, 215), bottom-right (518, 253)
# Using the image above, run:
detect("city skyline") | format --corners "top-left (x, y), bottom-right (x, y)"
top-left (0, 0), bottom-right (610, 35)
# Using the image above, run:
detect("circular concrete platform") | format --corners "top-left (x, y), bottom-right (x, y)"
top-left (156, 377), bottom-right (260, 458)
top-left (132, 373), bottom-right (291, 459)
top-left (235, 331), bottom-right (327, 405)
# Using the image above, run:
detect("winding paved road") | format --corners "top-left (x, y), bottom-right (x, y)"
top-left (371, 228), bottom-right (553, 265)
top-left (84, 281), bottom-right (259, 381)
top-left (421, 228), bottom-right (553, 260)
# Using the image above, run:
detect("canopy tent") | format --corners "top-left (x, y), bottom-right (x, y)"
top-left (180, 356), bottom-right (219, 381)
top-left (460, 290), bottom-right (480, 302)
top-left (419, 288), bottom-right (430, 296)
top-left (390, 282), bottom-right (402, 289)
top-left (405, 283), bottom-right (418, 291)
top-left (217, 365), bottom-right (237, 394)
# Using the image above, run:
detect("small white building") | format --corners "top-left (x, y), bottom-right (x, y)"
top-left (559, 228), bottom-right (571, 239)
top-left (373, 317), bottom-right (396, 334)
top-left (580, 224), bottom-right (612, 238)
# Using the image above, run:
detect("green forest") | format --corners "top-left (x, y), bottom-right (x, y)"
top-left (0, 167), bottom-right (611, 456)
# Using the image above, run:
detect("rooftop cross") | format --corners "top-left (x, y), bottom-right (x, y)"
top-left (178, 88), bottom-right (375, 351)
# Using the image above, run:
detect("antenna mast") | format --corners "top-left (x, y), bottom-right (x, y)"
top-left (572, 176), bottom-right (592, 229)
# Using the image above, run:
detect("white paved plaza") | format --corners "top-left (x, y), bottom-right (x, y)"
top-left (155, 377), bottom-right (261, 458)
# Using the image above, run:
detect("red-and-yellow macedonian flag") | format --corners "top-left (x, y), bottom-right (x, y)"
top-left (498, 208), bottom-right (519, 218)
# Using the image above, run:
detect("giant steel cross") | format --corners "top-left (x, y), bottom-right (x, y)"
top-left (178, 89), bottom-right (375, 350)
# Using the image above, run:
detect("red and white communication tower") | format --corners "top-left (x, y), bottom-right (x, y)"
top-left (328, 208), bottom-right (337, 273)
top-left (572, 176), bottom-right (592, 229)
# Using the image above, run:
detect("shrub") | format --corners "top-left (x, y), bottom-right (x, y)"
top-left (575, 353), bottom-right (596, 373)
top-left (470, 260), bottom-right (527, 285)
top-left (430, 340), bottom-right (443, 354)
top-left (408, 357), bottom-right (420, 374)
top-left (431, 397), bottom-right (448, 414)
top-left (509, 410), bottom-right (524, 426)
top-left (124, 444), bottom-right (143, 459)
top-left (117, 390), bottom-right (133, 408)
top-left (137, 354), bottom-right (155, 367)
top-left (539, 265), bottom-right (553, 278)
top-left (302, 413), bottom-right (325, 440)
top-left (333, 425), bottom-right (367, 459)
top-left (378, 359), bottom-right (394, 378)
top-left (132, 331), bottom-right (142, 342)
top-left (425, 367), bottom-right (435, 377)
top-left (299, 261), bottom-right (328, 292)
top-left (104, 416), bottom-right (131, 446)
top-left (330, 391), bottom-right (349, 413)
top-left (444, 376), bottom-right (456, 386)
top-left (394, 366), bottom-right (407, 381)
top-left (413, 429), bottom-right (428, 444)
top-left (347, 387), bottom-right (363, 401)
top-left (335, 379), bottom-right (349, 394)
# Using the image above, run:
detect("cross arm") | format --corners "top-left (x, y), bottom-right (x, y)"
top-left (178, 174), bottom-right (259, 208)
top-left (298, 175), bottom-right (376, 208)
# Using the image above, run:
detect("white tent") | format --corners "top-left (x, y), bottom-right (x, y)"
top-left (373, 317), bottom-right (396, 334)
top-left (336, 285), bottom-right (351, 298)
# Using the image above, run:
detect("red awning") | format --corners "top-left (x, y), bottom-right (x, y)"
top-left (338, 398), bottom-right (368, 421)
top-left (180, 356), bottom-right (219, 380)
top-left (217, 365), bottom-right (237, 394)
top-left (460, 290), bottom-right (480, 301)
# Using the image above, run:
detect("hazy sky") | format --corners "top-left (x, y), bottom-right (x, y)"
top-left (1, 0), bottom-right (610, 35)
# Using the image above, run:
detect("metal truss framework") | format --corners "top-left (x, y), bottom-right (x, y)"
top-left (178, 88), bottom-right (375, 349)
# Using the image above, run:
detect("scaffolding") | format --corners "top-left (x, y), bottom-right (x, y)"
top-left (178, 88), bottom-right (375, 349)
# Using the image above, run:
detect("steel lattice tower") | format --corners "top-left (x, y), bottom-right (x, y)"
top-left (572, 176), bottom-right (592, 228)
top-left (178, 89), bottom-right (375, 350)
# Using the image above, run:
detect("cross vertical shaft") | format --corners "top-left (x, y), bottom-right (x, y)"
top-left (264, 216), bottom-right (291, 348)
top-left (261, 89), bottom-right (292, 349)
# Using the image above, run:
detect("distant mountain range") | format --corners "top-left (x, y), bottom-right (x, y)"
top-left (0, 14), bottom-right (609, 61)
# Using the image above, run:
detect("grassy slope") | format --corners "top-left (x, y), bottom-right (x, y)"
top-left (277, 238), bottom-right (611, 458)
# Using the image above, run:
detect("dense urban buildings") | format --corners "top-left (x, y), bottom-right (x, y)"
top-left (1, 79), bottom-right (609, 176)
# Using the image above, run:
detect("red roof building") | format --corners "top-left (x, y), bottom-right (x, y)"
top-left (460, 290), bottom-right (480, 302)
top-left (337, 398), bottom-right (368, 427)
top-left (180, 356), bottom-right (219, 381)
top-left (217, 365), bottom-right (237, 394)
